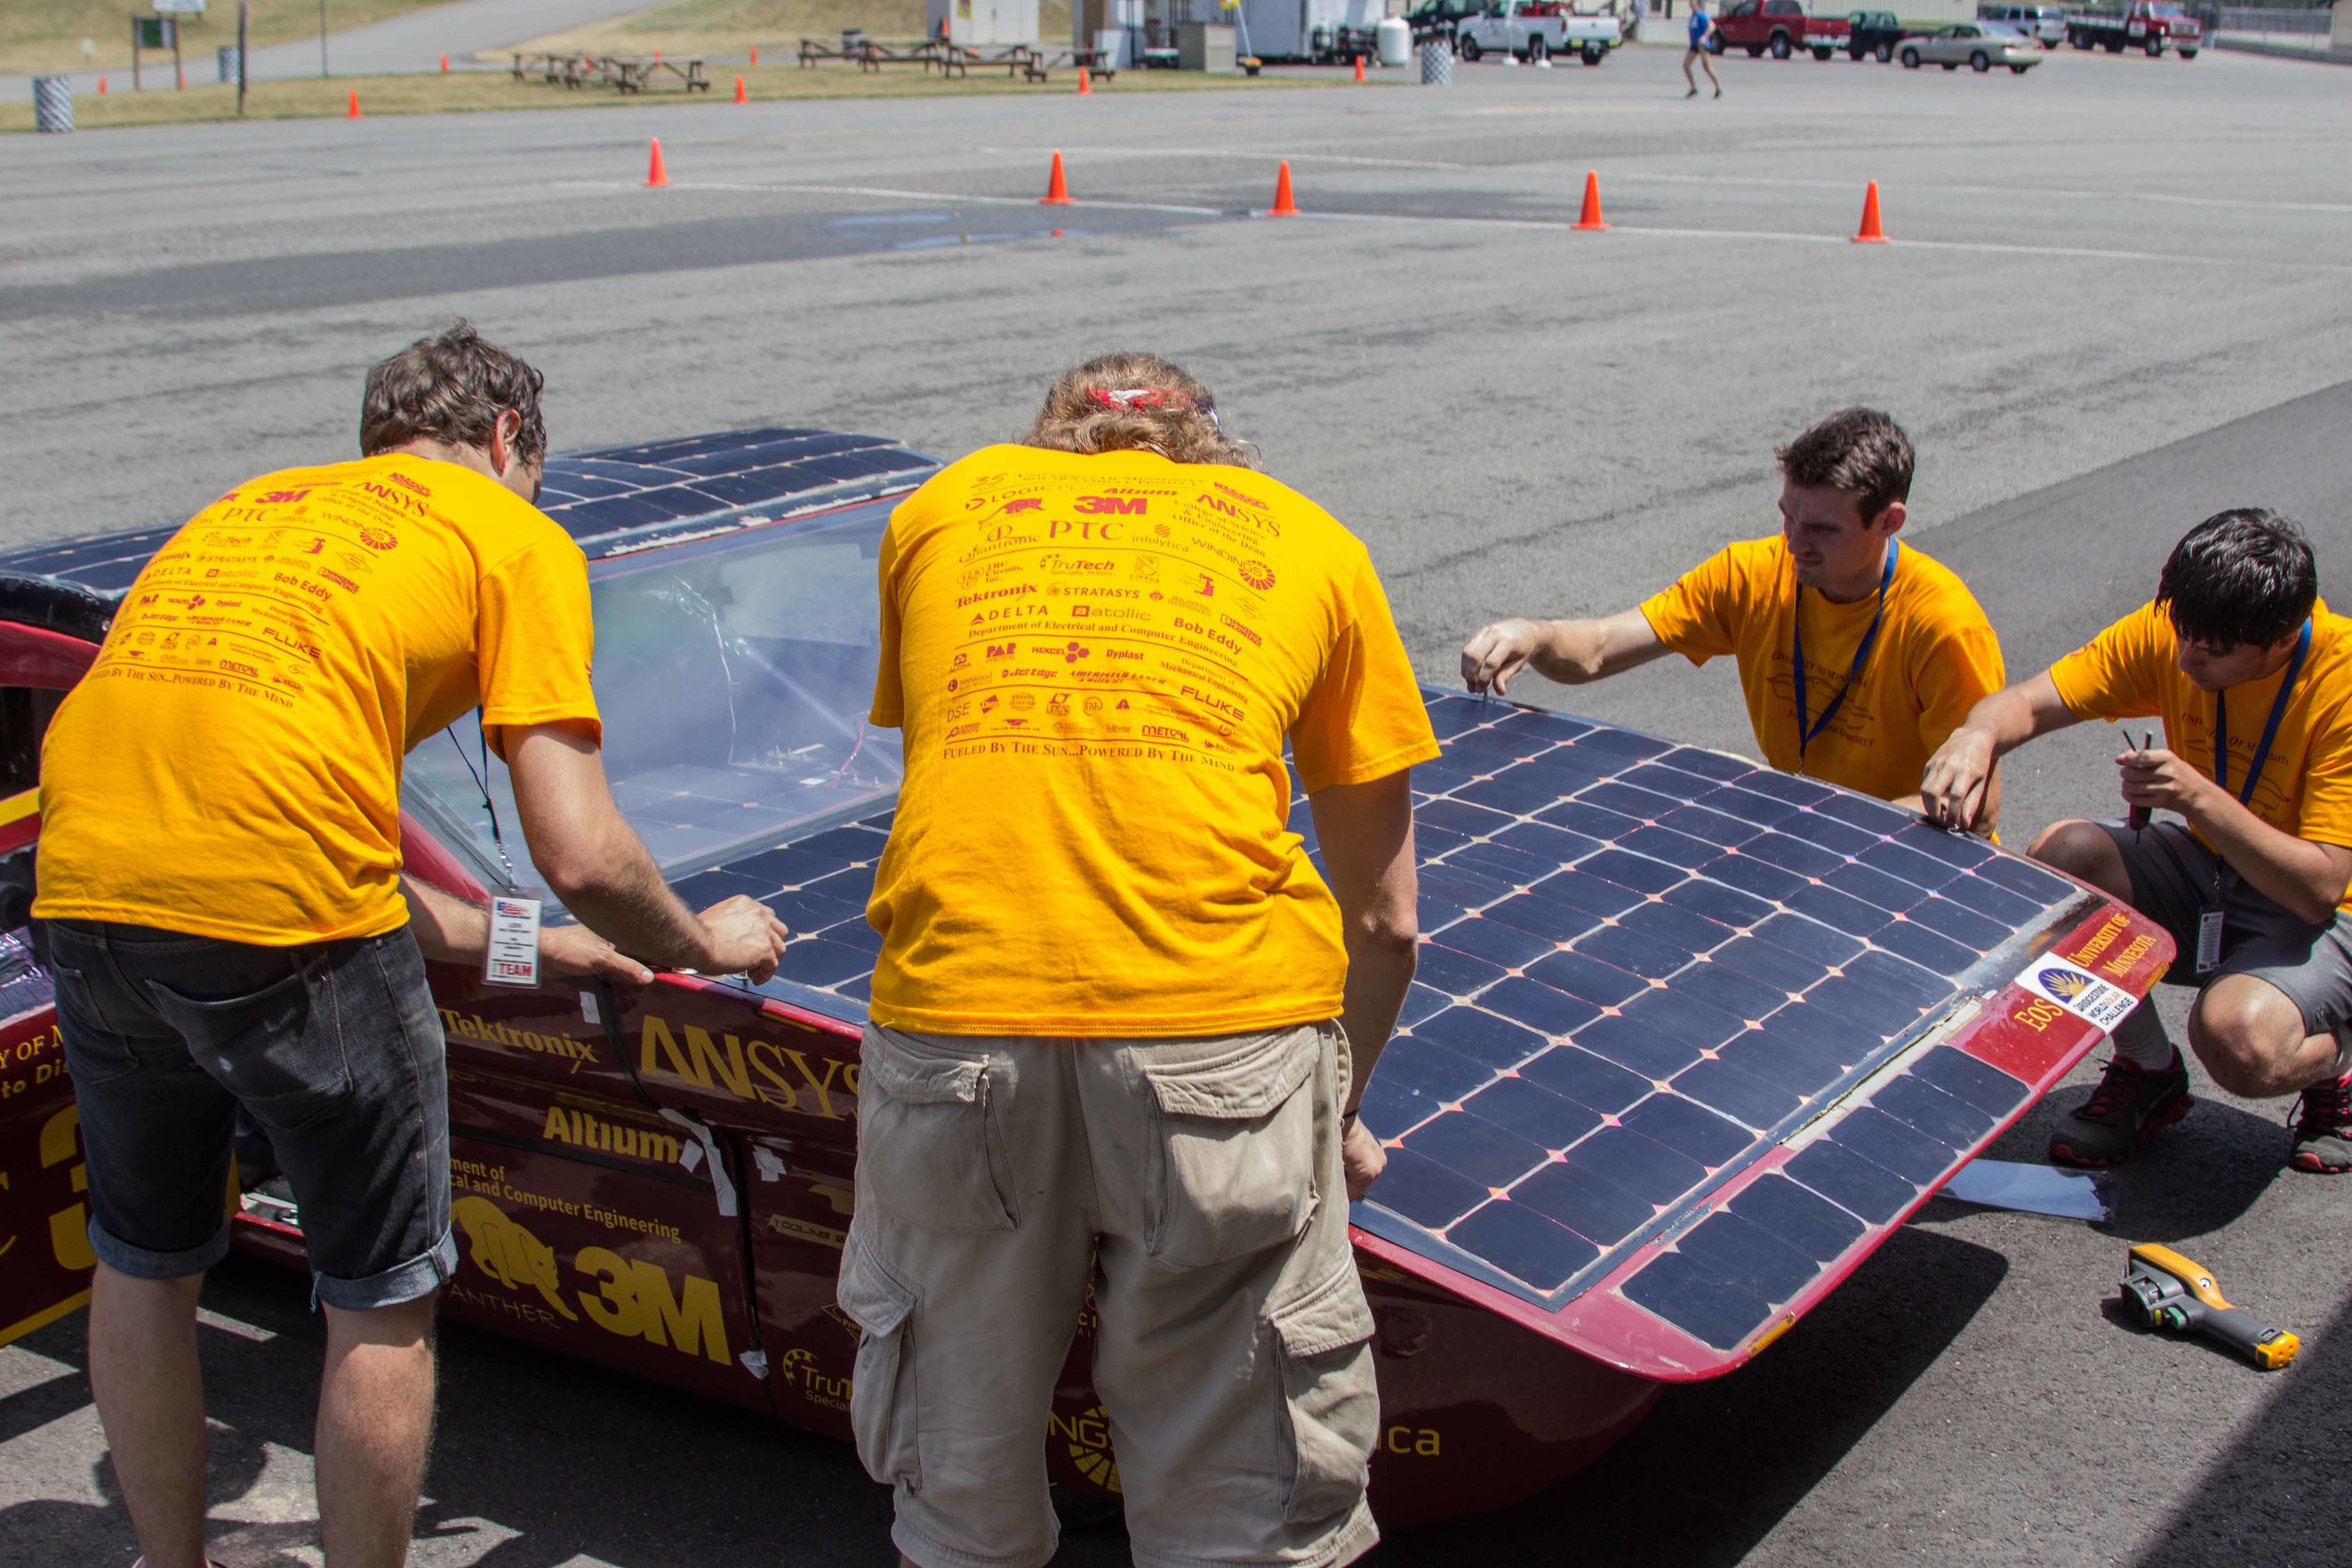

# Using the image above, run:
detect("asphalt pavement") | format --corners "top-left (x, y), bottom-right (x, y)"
top-left (5, 40), bottom-right (2352, 1568)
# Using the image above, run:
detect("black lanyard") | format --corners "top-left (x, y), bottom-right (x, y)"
top-left (1791, 540), bottom-right (1898, 761)
top-left (2213, 618), bottom-right (2312, 806)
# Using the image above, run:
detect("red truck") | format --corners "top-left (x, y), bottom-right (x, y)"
top-left (2066, 0), bottom-right (2201, 56)
top-left (1708, 0), bottom-right (1852, 58)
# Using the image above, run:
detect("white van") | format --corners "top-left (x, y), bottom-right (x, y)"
top-left (1976, 3), bottom-right (2066, 44)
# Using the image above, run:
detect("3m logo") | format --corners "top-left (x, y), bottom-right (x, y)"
top-left (1075, 496), bottom-right (1147, 515)
top-left (254, 489), bottom-right (311, 505)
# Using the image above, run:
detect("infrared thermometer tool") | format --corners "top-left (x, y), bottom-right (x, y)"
top-left (2118, 1243), bottom-right (2299, 1370)
top-left (2125, 730), bottom-right (2156, 832)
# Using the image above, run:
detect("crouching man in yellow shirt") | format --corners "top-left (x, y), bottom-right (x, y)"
top-left (1921, 509), bottom-right (2352, 1174)
top-left (1460, 407), bottom-right (2007, 825)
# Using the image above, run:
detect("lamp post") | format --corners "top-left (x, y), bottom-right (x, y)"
top-left (319, 0), bottom-right (329, 75)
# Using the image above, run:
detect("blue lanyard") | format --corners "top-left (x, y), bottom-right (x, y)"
top-left (2213, 618), bottom-right (2312, 806)
top-left (1791, 541), bottom-right (1898, 761)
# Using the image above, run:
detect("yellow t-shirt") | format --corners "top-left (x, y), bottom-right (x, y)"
top-left (866, 445), bottom-right (1439, 1037)
top-left (1639, 535), bottom-right (2006, 803)
top-left (36, 454), bottom-right (600, 944)
top-left (2049, 601), bottom-right (2352, 912)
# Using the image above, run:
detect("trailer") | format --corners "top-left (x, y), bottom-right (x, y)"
top-left (1236, 0), bottom-right (1391, 60)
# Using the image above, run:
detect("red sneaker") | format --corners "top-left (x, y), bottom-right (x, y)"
top-left (2048, 1052), bottom-right (2193, 1168)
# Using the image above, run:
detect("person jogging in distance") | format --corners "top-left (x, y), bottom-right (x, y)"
top-left (1920, 509), bottom-right (2352, 1174)
top-left (1686, 0), bottom-right (1724, 96)
top-left (1462, 407), bottom-right (2006, 825)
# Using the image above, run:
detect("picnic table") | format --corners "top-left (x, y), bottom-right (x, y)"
top-left (510, 52), bottom-right (710, 92)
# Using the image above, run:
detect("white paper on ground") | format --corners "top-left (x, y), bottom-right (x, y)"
top-left (1941, 1159), bottom-right (2109, 1222)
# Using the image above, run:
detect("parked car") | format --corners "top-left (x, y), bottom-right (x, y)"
top-left (1405, 0), bottom-right (1487, 40)
top-left (1846, 8), bottom-right (1904, 60)
top-left (1900, 21), bottom-right (2042, 70)
top-left (1454, 0), bottom-right (1620, 63)
top-left (2068, 0), bottom-right (2201, 55)
top-left (1977, 2), bottom-right (2066, 45)
top-left (0, 430), bottom-right (2163, 1528)
top-left (1709, 0), bottom-right (1853, 59)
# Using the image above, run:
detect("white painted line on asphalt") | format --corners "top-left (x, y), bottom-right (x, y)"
top-left (544, 179), bottom-right (2350, 268)
top-left (197, 1307), bottom-right (278, 1342)
top-left (547, 179), bottom-right (1226, 214)
top-left (1613, 169), bottom-right (2352, 217)
top-left (974, 146), bottom-right (1472, 170)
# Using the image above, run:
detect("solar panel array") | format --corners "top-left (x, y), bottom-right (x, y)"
top-left (675, 809), bottom-right (895, 1025)
top-left (0, 428), bottom-right (936, 598)
top-left (538, 429), bottom-right (936, 560)
top-left (1319, 692), bottom-right (2085, 1341)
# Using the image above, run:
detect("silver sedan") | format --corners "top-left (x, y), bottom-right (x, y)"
top-left (1899, 22), bottom-right (2042, 71)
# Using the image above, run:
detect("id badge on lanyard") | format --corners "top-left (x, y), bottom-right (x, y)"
top-left (485, 895), bottom-right (543, 987)
top-left (2197, 619), bottom-right (2312, 975)
top-left (2195, 908), bottom-right (2224, 976)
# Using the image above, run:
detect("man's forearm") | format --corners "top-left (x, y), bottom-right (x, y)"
top-left (2185, 792), bottom-right (2348, 925)
top-left (552, 835), bottom-right (718, 970)
top-left (1529, 621), bottom-right (1608, 685)
top-left (1337, 930), bottom-right (1416, 1116)
top-left (400, 876), bottom-right (491, 962)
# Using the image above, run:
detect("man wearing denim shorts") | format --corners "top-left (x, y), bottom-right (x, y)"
top-left (34, 323), bottom-right (787, 1568)
top-left (1920, 509), bottom-right (2352, 1174)
top-left (850, 353), bottom-right (1434, 1568)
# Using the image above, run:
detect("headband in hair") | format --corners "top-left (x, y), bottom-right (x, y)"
top-left (1089, 386), bottom-right (1222, 432)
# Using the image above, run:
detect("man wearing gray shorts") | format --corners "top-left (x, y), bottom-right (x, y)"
top-left (850, 353), bottom-right (1434, 1568)
top-left (1919, 509), bottom-right (2352, 1173)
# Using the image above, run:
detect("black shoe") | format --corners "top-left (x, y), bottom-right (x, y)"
top-left (2048, 1052), bottom-right (2193, 1167)
top-left (2288, 1072), bottom-right (2352, 1174)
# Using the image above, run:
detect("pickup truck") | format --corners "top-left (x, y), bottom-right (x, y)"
top-left (1453, 0), bottom-right (1622, 62)
top-left (2066, 0), bottom-right (2201, 55)
top-left (1708, 0), bottom-right (1852, 59)
top-left (1845, 8), bottom-right (1904, 59)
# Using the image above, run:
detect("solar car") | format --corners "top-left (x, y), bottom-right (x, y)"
top-left (0, 430), bottom-right (2169, 1525)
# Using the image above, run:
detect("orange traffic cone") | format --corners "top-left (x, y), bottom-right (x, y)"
top-left (653, 47), bottom-right (662, 62)
top-left (97, 73), bottom-right (107, 94)
top-left (175, 60), bottom-right (184, 88)
top-left (750, 44), bottom-right (760, 64)
top-left (1354, 55), bottom-right (1366, 82)
top-left (1851, 180), bottom-right (1889, 244)
top-left (1077, 64), bottom-right (1092, 94)
top-left (646, 137), bottom-right (670, 187)
top-left (439, 52), bottom-right (449, 72)
top-left (1269, 160), bottom-right (1298, 216)
top-left (1573, 169), bottom-right (1609, 230)
top-left (345, 87), bottom-right (361, 118)
top-left (1041, 150), bottom-right (1073, 204)
top-left (734, 72), bottom-right (747, 102)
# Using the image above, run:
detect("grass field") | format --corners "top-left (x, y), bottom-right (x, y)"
top-left (4, 55), bottom-right (1316, 131)
top-left (497, 0), bottom-right (1074, 66)
top-left (0, 0), bottom-right (452, 74)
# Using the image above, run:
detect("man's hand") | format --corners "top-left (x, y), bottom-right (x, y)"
top-left (539, 924), bottom-right (655, 987)
top-left (693, 895), bottom-right (791, 984)
top-left (2118, 743), bottom-right (2215, 821)
top-left (1918, 725), bottom-right (1997, 832)
top-left (1460, 618), bottom-right (1552, 698)
top-left (1342, 1115), bottom-right (1386, 1201)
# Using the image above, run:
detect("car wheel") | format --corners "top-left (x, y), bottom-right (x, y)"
top-left (1746, 43), bottom-right (1764, 55)
top-left (2010, 61), bottom-right (2028, 71)
top-left (1770, 31), bottom-right (1792, 56)
top-left (2179, 46), bottom-right (2197, 57)
top-left (1813, 46), bottom-right (1832, 59)
top-left (1581, 40), bottom-right (1604, 62)
top-left (1527, 35), bottom-right (1548, 61)
top-left (1849, 44), bottom-right (1865, 58)
top-left (1900, 45), bottom-right (1919, 66)
top-left (1457, 33), bottom-right (1479, 58)
top-left (2144, 35), bottom-right (2162, 55)
top-left (1970, 49), bottom-right (1989, 69)
top-left (1876, 40), bottom-right (1893, 59)
top-left (1942, 60), bottom-right (1957, 68)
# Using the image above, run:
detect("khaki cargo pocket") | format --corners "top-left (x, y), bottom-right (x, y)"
top-left (837, 1237), bottom-right (922, 1489)
top-left (1269, 1262), bottom-right (1379, 1526)
top-left (855, 1027), bottom-right (1014, 1234)
top-left (1139, 1026), bottom-right (1320, 1268)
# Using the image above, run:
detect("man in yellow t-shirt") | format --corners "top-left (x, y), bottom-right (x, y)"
top-left (1921, 509), bottom-right (2352, 1174)
top-left (847, 355), bottom-right (1434, 1568)
top-left (1460, 407), bottom-right (2007, 824)
top-left (33, 324), bottom-right (787, 1568)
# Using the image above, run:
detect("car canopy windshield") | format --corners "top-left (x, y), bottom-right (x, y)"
top-left (402, 504), bottom-right (901, 909)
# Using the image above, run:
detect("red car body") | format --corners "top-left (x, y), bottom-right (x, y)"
top-left (0, 430), bottom-right (2169, 1527)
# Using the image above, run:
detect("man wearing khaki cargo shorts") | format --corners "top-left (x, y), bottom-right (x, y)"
top-left (847, 354), bottom-right (1435, 1568)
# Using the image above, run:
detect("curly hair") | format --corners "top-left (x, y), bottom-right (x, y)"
top-left (1023, 353), bottom-right (1257, 469)
top-left (359, 321), bottom-right (548, 467)
top-left (1776, 407), bottom-right (1915, 521)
